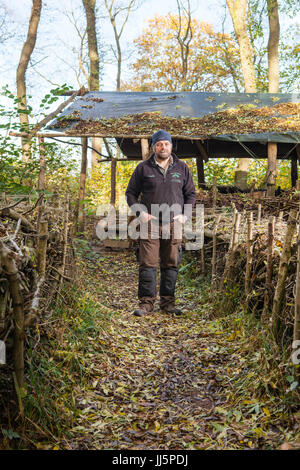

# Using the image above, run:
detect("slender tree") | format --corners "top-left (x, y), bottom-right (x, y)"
top-left (82, 0), bottom-right (102, 170)
top-left (82, 0), bottom-right (100, 91)
top-left (104, 0), bottom-right (138, 91)
top-left (226, 0), bottom-right (257, 189)
top-left (267, 0), bottom-right (280, 195)
top-left (267, 0), bottom-right (280, 92)
top-left (16, 0), bottom-right (42, 161)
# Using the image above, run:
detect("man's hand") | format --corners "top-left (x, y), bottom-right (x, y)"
top-left (140, 211), bottom-right (157, 223)
top-left (173, 214), bottom-right (187, 224)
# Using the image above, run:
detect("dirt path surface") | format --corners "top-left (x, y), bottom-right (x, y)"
top-left (60, 249), bottom-right (290, 450)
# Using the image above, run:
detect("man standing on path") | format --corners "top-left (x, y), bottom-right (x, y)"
top-left (125, 130), bottom-right (196, 317)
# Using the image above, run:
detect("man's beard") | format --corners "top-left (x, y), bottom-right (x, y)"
top-left (155, 150), bottom-right (171, 160)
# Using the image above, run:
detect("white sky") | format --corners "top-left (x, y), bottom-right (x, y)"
top-left (0, 0), bottom-right (228, 94)
top-left (0, 0), bottom-right (298, 167)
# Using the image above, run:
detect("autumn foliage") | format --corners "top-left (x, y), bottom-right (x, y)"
top-left (123, 15), bottom-right (242, 92)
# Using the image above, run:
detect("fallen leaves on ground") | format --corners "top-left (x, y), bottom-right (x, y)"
top-left (45, 247), bottom-right (297, 450)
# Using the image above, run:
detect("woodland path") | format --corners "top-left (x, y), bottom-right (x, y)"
top-left (59, 246), bottom-right (290, 450)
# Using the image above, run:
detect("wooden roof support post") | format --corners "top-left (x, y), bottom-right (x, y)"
top-left (291, 152), bottom-right (298, 188)
top-left (103, 138), bottom-right (117, 206)
top-left (195, 141), bottom-right (209, 162)
top-left (92, 137), bottom-right (102, 170)
top-left (77, 137), bottom-right (88, 234)
top-left (110, 157), bottom-right (116, 206)
top-left (196, 156), bottom-right (205, 188)
top-left (267, 142), bottom-right (277, 197)
top-left (141, 138), bottom-right (150, 160)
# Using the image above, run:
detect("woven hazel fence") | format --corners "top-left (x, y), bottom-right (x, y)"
top-left (0, 193), bottom-right (76, 396)
top-left (199, 200), bottom-right (300, 356)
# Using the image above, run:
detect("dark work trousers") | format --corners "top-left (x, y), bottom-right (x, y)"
top-left (137, 220), bottom-right (182, 312)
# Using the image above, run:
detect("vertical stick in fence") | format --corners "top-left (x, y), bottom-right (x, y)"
top-left (293, 205), bottom-right (300, 350)
top-left (212, 177), bottom-right (217, 215)
top-left (77, 137), bottom-right (88, 234)
top-left (222, 211), bottom-right (241, 288)
top-left (262, 215), bottom-right (275, 321)
top-left (272, 209), bottom-right (298, 341)
top-left (211, 214), bottom-right (221, 284)
top-left (200, 247), bottom-right (205, 275)
top-left (37, 220), bottom-right (48, 278)
top-left (37, 137), bottom-right (46, 230)
top-left (257, 203), bottom-right (262, 225)
top-left (229, 208), bottom-right (237, 251)
top-left (60, 195), bottom-right (69, 285)
top-left (0, 242), bottom-right (24, 389)
top-left (245, 212), bottom-right (254, 300)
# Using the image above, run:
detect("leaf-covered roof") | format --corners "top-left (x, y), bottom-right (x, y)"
top-left (47, 91), bottom-right (300, 143)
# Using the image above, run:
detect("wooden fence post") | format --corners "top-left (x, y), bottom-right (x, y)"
top-left (0, 242), bottom-right (24, 388)
top-left (245, 212), bottom-right (254, 300)
top-left (272, 209), bottom-right (298, 341)
top-left (222, 211), bottom-right (241, 289)
top-left (212, 214), bottom-right (221, 284)
top-left (212, 177), bottom-right (217, 215)
top-left (262, 215), bottom-right (275, 321)
top-left (77, 137), bottom-right (88, 234)
top-left (293, 220), bottom-right (300, 345)
top-left (257, 203), bottom-right (262, 225)
top-left (37, 219), bottom-right (48, 278)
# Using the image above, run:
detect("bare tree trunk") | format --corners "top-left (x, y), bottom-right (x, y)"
top-left (267, 0), bottom-right (280, 93)
top-left (82, 0), bottom-right (101, 171)
top-left (226, 0), bottom-right (256, 92)
top-left (226, 0), bottom-right (256, 188)
top-left (175, 0), bottom-right (193, 91)
top-left (267, 0), bottom-right (280, 194)
top-left (16, 0), bottom-right (42, 161)
top-left (104, 0), bottom-right (136, 91)
top-left (82, 0), bottom-right (99, 91)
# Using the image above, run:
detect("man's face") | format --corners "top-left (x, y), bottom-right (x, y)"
top-left (154, 140), bottom-right (172, 160)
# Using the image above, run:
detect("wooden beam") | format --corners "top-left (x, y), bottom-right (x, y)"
top-left (141, 138), bottom-right (150, 160)
top-left (8, 131), bottom-right (211, 140)
top-left (267, 142), bottom-right (277, 197)
top-left (195, 141), bottom-right (209, 162)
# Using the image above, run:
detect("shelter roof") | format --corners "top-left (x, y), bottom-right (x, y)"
top-left (47, 91), bottom-right (300, 145)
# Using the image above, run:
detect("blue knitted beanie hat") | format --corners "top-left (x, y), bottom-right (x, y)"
top-left (152, 129), bottom-right (172, 146)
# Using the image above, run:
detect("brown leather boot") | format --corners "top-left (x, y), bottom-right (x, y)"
top-left (160, 295), bottom-right (183, 315)
top-left (133, 296), bottom-right (155, 317)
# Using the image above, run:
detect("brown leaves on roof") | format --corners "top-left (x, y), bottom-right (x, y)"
top-left (53, 102), bottom-right (300, 137)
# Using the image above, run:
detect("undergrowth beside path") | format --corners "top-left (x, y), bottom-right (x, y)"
top-left (6, 245), bottom-right (300, 450)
